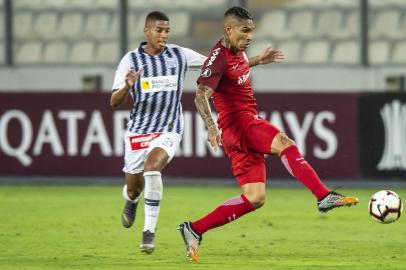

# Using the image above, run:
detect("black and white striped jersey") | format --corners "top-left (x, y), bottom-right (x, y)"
top-left (112, 42), bottom-right (205, 135)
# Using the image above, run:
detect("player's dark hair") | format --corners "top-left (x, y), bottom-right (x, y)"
top-left (145, 11), bottom-right (169, 25)
top-left (224, 6), bottom-right (253, 20)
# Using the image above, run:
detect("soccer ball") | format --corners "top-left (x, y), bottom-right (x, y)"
top-left (368, 190), bottom-right (403, 224)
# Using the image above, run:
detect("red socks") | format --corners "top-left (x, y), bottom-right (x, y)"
top-left (191, 194), bottom-right (255, 236)
top-left (280, 145), bottom-right (329, 200)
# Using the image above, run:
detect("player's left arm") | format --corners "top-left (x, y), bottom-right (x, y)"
top-left (248, 44), bottom-right (284, 67)
top-left (181, 47), bottom-right (207, 70)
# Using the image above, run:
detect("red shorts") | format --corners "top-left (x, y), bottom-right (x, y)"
top-left (221, 117), bottom-right (280, 186)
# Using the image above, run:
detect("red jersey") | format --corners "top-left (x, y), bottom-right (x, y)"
top-left (197, 41), bottom-right (258, 130)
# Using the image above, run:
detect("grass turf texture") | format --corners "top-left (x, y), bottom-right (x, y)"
top-left (0, 185), bottom-right (405, 270)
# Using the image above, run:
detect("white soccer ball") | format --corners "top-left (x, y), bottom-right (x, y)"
top-left (368, 190), bottom-right (403, 224)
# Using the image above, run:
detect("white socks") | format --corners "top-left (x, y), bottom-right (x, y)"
top-left (122, 184), bottom-right (141, 203)
top-left (143, 171), bottom-right (163, 233)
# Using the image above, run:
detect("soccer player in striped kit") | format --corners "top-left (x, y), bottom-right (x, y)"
top-left (178, 7), bottom-right (359, 262)
top-left (110, 11), bottom-right (206, 253)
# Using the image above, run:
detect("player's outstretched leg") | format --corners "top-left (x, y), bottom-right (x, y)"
top-left (318, 191), bottom-right (359, 213)
top-left (178, 222), bottom-right (202, 262)
top-left (121, 185), bottom-right (141, 228)
top-left (139, 230), bottom-right (155, 254)
top-left (278, 143), bottom-right (359, 211)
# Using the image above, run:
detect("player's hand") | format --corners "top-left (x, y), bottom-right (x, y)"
top-left (125, 66), bottom-right (144, 88)
top-left (257, 45), bottom-right (284, 65)
top-left (207, 125), bottom-right (221, 152)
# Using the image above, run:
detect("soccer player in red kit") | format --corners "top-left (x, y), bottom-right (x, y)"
top-left (178, 6), bottom-right (359, 262)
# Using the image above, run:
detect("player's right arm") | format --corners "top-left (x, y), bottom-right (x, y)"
top-left (195, 84), bottom-right (221, 151)
top-left (110, 67), bottom-right (143, 108)
top-left (196, 45), bottom-right (226, 151)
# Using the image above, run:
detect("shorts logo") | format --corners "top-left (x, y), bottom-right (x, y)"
top-left (200, 68), bottom-right (211, 78)
top-left (129, 132), bottom-right (162, 150)
top-left (163, 138), bottom-right (173, 147)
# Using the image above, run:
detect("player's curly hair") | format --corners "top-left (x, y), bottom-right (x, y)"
top-left (224, 6), bottom-right (253, 20)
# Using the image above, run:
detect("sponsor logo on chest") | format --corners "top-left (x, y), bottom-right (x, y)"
top-left (237, 71), bottom-right (250, 85)
top-left (141, 75), bottom-right (178, 93)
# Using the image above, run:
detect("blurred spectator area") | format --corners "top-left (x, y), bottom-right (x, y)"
top-left (2, 0), bottom-right (406, 66)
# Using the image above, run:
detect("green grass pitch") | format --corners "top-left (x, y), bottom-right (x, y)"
top-left (0, 185), bottom-right (405, 270)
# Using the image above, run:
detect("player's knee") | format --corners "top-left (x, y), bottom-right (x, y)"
top-left (279, 133), bottom-right (296, 147)
top-left (144, 158), bottom-right (163, 171)
top-left (246, 193), bottom-right (266, 209)
top-left (253, 196), bottom-right (266, 208)
top-left (273, 133), bottom-right (296, 156)
top-left (127, 186), bottom-right (142, 200)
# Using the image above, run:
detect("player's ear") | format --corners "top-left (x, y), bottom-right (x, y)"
top-left (224, 24), bottom-right (232, 36)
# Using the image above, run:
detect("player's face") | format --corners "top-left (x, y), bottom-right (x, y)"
top-left (144, 20), bottom-right (170, 52)
top-left (227, 19), bottom-right (254, 52)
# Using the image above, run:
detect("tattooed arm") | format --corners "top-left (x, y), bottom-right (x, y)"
top-left (195, 84), bottom-right (221, 151)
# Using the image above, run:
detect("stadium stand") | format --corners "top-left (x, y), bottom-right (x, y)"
top-left (0, 6), bottom-right (3, 64)
top-left (15, 41), bottom-right (43, 64)
top-left (274, 40), bottom-right (301, 62)
top-left (302, 40), bottom-right (330, 63)
top-left (7, 0), bottom-right (406, 65)
top-left (43, 41), bottom-right (68, 63)
top-left (0, 42), bottom-right (4, 64)
top-left (68, 40), bottom-right (94, 64)
top-left (95, 41), bottom-right (119, 64)
top-left (57, 13), bottom-right (85, 39)
top-left (392, 41), bottom-right (406, 63)
top-left (33, 12), bottom-right (59, 39)
top-left (331, 40), bottom-right (358, 64)
top-left (369, 40), bottom-right (390, 65)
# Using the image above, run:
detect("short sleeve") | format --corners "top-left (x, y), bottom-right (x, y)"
top-left (181, 47), bottom-right (206, 70)
top-left (112, 52), bottom-right (132, 90)
top-left (197, 48), bottom-right (227, 90)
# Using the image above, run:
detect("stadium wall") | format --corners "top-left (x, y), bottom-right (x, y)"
top-left (1, 92), bottom-right (404, 180)
top-left (0, 66), bottom-right (406, 92)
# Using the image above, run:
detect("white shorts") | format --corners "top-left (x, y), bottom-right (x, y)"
top-left (122, 131), bottom-right (181, 174)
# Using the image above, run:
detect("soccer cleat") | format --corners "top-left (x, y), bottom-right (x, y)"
top-left (318, 191), bottom-right (359, 213)
top-left (121, 201), bottom-right (138, 228)
top-left (178, 222), bottom-right (202, 262)
top-left (139, 230), bottom-right (155, 254)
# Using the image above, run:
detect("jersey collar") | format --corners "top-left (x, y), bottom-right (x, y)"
top-left (139, 41), bottom-right (168, 56)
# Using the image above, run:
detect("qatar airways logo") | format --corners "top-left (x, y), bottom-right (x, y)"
top-left (177, 110), bottom-right (338, 160)
top-left (377, 100), bottom-right (406, 170)
top-left (0, 110), bottom-right (128, 166)
top-left (238, 71), bottom-right (250, 85)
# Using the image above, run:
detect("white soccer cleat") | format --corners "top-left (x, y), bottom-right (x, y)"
top-left (178, 222), bottom-right (202, 262)
top-left (318, 191), bottom-right (359, 213)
